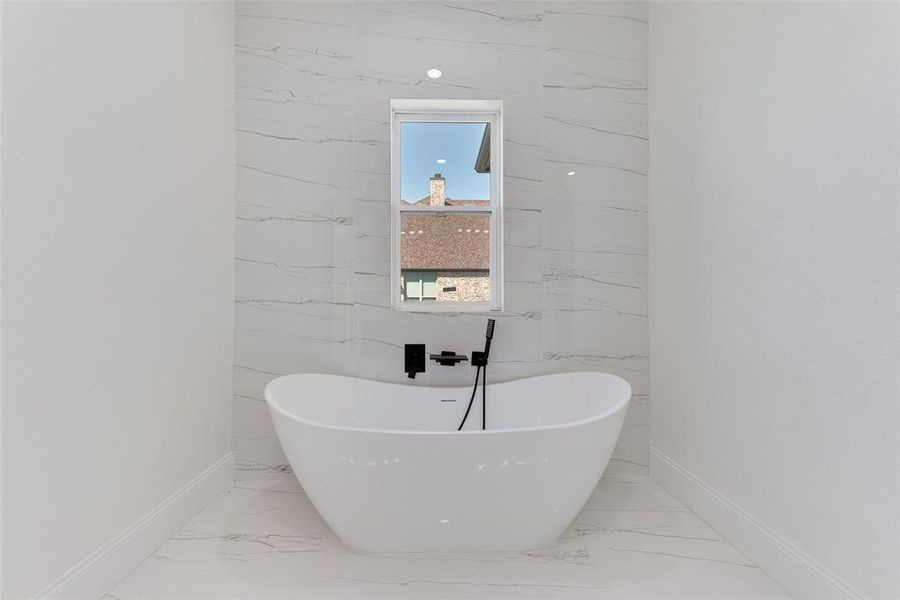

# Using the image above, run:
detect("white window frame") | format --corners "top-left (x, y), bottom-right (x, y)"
top-left (390, 99), bottom-right (503, 313)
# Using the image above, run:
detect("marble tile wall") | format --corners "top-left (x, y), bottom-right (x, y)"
top-left (234, 1), bottom-right (648, 479)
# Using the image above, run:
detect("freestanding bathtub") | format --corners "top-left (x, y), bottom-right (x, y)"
top-left (265, 371), bottom-right (630, 553)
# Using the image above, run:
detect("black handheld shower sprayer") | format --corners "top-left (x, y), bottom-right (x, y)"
top-left (471, 318), bottom-right (495, 368)
top-left (458, 319), bottom-right (496, 431)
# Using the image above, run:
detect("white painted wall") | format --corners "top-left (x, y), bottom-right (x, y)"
top-left (648, 2), bottom-right (900, 598)
top-left (234, 1), bottom-right (650, 479)
top-left (1, 2), bottom-right (235, 597)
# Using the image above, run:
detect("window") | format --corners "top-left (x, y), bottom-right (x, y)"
top-left (402, 271), bottom-right (438, 301)
top-left (391, 99), bottom-right (503, 312)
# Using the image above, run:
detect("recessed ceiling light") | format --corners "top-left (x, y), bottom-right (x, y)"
top-left (566, 171), bottom-right (576, 176)
top-left (426, 68), bottom-right (442, 79)
top-left (436, 158), bottom-right (446, 164)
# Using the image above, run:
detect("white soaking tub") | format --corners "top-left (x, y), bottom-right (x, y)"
top-left (265, 371), bottom-right (630, 553)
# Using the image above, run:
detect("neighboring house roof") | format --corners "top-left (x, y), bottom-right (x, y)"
top-left (401, 173), bottom-right (491, 271)
top-left (401, 211), bottom-right (490, 270)
top-left (474, 123), bottom-right (490, 173)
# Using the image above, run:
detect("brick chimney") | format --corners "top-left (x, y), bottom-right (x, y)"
top-left (429, 173), bottom-right (445, 206)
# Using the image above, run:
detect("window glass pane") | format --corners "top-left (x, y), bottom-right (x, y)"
top-left (400, 122), bottom-right (490, 207)
top-left (421, 272), bottom-right (438, 299)
top-left (405, 274), bottom-right (421, 300)
top-left (400, 213), bottom-right (490, 304)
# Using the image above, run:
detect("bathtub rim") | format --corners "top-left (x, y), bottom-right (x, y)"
top-left (264, 371), bottom-right (631, 436)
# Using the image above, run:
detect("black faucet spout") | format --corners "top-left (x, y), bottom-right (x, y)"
top-left (430, 351), bottom-right (469, 366)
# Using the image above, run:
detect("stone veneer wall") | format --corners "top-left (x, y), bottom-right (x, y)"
top-left (436, 272), bottom-right (490, 303)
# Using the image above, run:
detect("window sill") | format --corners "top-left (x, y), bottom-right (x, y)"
top-left (393, 301), bottom-right (502, 314)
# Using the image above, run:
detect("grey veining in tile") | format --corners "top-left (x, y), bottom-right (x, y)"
top-left (105, 474), bottom-right (789, 599)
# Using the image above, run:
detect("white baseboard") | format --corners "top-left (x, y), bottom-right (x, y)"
top-left (36, 451), bottom-right (234, 600)
top-left (649, 447), bottom-right (864, 600)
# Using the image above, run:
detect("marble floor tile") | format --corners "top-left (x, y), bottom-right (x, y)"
top-left (105, 475), bottom-right (789, 600)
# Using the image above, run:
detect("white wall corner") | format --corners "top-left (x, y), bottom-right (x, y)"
top-left (649, 447), bottom-right (867, 600)
top-left (34, 452), bottom-right (234, 600)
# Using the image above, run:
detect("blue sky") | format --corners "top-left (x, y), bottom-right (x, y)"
top-left (400, 122), bottom-right (490, 202)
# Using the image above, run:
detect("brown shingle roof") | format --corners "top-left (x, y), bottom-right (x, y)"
top-left (401, 212), bottom-right (490, 270)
